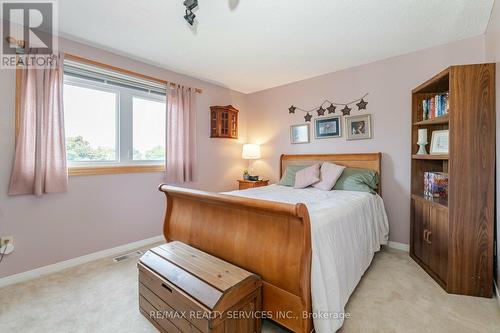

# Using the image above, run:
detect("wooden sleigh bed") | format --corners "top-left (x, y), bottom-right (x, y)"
top-left (159, 153), bottom-right (382, 333)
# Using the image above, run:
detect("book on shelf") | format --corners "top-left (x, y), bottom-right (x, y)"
top-left (424, 172), bottom-right (448, 198)
top-left (422, 93), bottom-right (449, 120)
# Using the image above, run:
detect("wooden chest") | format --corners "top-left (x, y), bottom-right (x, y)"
top-left (138, 241), bottom-right (262, 333)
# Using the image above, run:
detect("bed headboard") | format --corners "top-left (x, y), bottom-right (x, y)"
top-left (280, 153), bottom-right (382, 195)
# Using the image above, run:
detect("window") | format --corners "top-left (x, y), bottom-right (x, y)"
top-left (132, 97), bottom-right (166, 161)
top-left (64, 84), bottom-right (118, 162)
top-left (63, 59), bottom-right (167, 175)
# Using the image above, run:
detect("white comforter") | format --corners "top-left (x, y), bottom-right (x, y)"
top-left (223, 184), bottom-right (389, 332)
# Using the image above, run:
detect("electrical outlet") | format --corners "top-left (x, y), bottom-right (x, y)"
top-left (0, 236), bottom-right (13, 247)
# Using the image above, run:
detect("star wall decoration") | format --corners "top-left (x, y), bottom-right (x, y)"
top-left (356, 99), bottom-right (368, 110)
top-left (287, 94), bottom-right (368, 121)
top-left (341, 105), bottom-right (352, 116)
top-left (327, 104), bottom-right (336, 114)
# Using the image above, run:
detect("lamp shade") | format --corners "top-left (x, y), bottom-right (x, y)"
top-left (242, 144), bottom-right (261, 160)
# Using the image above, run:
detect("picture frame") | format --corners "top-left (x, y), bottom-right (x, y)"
top-left (314, 116), bottom-right (342, 139)
top-left (430, 130), bottom-right (449, 154)
top-left (290, 124), bottom-right (310, 144)
top-left (345, 114), bottom-right (372, 140)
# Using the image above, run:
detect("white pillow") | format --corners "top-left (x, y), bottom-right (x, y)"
top-left (313, 162), bottom-right (345, 191)
top-left (294, 163), bottom-right (321, 189)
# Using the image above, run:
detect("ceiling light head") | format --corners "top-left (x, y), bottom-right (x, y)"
top-left (184, 10), bottom-right (196, 25)
top-left (183, 0), bottom-right (198, 11)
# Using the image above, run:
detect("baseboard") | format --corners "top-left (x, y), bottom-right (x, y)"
top-left (387, 241), bottom-right (410, 252)
top-left (494, 280), bottom-right (500, 310)
top-left (0, 235), bottom-right (164, 289)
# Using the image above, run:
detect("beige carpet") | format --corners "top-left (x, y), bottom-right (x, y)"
top-left (0, 245), bottom-right (499, 333)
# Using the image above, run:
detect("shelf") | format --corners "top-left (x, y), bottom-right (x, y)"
top-left (412, 68), bottom-right (450, 94)
top-left (411, 193), bottom-right (448, 209)
top-left (412, 154), bottom-right (448, 160)
top-left (413, 114), bottom-right (449, 126)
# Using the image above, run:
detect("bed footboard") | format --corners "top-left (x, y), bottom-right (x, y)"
top-left (159, 185), bottom-right (313, 333)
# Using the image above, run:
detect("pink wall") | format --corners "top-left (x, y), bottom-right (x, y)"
top-left (246, 36), bottom-right (486, 245)
top-left (485, 0), bottom-right (500, 288)
top-left (0, 36), bottom-right (249, 278)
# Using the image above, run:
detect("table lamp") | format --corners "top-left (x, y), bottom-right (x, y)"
top-left (242, 144), bottom-right (261, 179)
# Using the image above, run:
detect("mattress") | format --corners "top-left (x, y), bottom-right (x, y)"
top-left (223, 184), bottom-right (389, 332)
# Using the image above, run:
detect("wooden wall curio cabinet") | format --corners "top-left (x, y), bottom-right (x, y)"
top-left (210, 105), bottom-right (238, 139)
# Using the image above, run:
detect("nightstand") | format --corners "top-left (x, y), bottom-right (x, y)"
top-left (238, 179), bottom-right (269, 190)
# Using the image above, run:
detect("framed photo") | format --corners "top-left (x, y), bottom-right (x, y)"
top-left (314, 116), bottom-right (341, 139)
top-left (430, 130), bottom-right (449, 154)
top-left (290, 124), bottom-right (310, 144)
top-left (345, 114), bottom-right (372, 140)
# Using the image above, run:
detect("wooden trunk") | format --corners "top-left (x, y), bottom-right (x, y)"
top-left (138, 242), bottom-right (262, 333)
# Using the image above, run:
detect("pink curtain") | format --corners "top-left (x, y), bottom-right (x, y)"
top-left (9, 53), bottom-right (68, 196)
top-left (165, 85), bottom-right (196, 183)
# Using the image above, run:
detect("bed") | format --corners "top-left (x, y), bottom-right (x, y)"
top-left (159, 153), bottom-right (389, 332)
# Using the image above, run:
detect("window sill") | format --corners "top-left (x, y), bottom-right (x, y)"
top-left (68, 165), bottom-right (165, 176)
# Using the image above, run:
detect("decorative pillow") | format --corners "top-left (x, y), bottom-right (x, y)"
top-left (313, 162), bottom-right (346, 191)
top-left (278, 165), bottom-right (307, 186)
top-left (294, 163), bottom-right (321, 189)
top-left (333, 168), bottom-right (379, 194)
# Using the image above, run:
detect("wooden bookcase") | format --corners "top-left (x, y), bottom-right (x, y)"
top-left (410, 64), bottom-right (495, 298)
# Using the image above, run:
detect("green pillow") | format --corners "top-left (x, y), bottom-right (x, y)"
top-left (278, 165), bottom-right (307, 186)
top-left (333, 168), bottom-right (379, 194)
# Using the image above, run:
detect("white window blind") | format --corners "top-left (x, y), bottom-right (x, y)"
top-left (64, 59), bottom-right (167, 96)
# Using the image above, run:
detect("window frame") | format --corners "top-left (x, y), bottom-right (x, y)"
top-left (130, 94), bottom-right (167, 163)
top-left (63, 73), bottom-right (167, 166)
top-left (63, 77), bottom-right (121, 165)
top-left (63, 72), bottom-right (167, 176)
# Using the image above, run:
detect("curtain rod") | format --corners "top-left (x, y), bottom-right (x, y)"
top-left (64, 53), bottom-right (203, 94)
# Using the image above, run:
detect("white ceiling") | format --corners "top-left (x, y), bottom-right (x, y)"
top-left (58, 0), bottom-right (495, 93)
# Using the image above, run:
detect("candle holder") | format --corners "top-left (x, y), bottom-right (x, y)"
top-left (417, 141), bottom-right (428, 155)
top-left (416, 128), bottom-right (429, 155)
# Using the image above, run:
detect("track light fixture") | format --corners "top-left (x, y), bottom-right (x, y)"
top-left (184, 9), bottom-right (196, 25)
top-left (183, 0), bottom-right (198, 25)
top-left (184, 0), bottom-right (198, 11)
